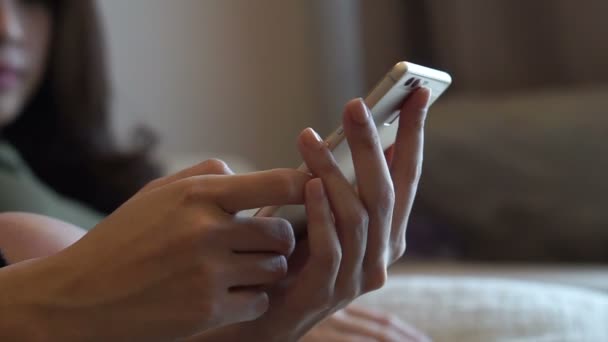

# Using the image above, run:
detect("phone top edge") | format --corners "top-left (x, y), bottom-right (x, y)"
top-left (388, 61), bottom-right (451, 84)
top-left (404, 62), bottom-right (452, 84)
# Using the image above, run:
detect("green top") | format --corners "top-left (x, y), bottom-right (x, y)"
top-left (0, 141), bottom-right (103, 230)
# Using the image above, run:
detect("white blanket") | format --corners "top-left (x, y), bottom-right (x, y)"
top-left (356, 276), bottom-right (608, 342)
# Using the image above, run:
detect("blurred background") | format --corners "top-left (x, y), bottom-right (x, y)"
top-left (99, 0), bottom-right (608, 263)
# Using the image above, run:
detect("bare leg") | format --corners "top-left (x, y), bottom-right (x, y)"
top-left (0, 213), bottom-right (85, 264)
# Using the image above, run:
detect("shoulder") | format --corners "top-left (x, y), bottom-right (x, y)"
top-left (0, 213), bottom-right (86, 264)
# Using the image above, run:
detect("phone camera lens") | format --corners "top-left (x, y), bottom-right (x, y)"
top-left (404, 78), bottom-right (414, 86)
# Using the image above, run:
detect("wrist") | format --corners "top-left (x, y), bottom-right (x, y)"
top-left (0, 259), bottom-right (57, 341)
top-left (0, 255), bottom-right (95, 341)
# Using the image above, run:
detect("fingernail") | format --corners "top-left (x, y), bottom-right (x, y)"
top-left (303, 128), bottom-right (324, 149)
top-left (350, 98), bottom-right (370, 125)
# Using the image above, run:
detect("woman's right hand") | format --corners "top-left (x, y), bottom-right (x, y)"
top-left (19, 160), bottom-right (310, 341)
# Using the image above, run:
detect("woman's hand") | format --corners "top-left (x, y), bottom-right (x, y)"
top-left (2, 160), bottom-right (311, 342)
top-left (267, 88), bottom-right (431, 338)
top-left (192, 88), bottom-right (431, 341)
top-left (301, 305), bottom-right (431, 342)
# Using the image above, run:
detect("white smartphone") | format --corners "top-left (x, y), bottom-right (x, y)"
top-left (256, 62), bottom-right (452, 228)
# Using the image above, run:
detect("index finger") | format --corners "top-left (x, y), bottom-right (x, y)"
top-left (196, 169), bottom-right (311, 213)
top-left (139, 159), bottom-right (234, 194)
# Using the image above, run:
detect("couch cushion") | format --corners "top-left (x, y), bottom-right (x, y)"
top-left (418, 85), bottom-right (608, 261)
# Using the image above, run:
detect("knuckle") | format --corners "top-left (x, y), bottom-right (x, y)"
top-left (347, 209), bottom-right (369, 229)
top-left (404, 110), bottom-right (427, 131)
top-left (317, 158), bottom-right (341, 177)
top-left (269, 255), bottom-right (289, 278)
top-left (169, 215), bottom-right (215, 251)
top-left (270, 218), bottom-right (296, 255)
top-left (365, 266), bottom-right (388, 292)
top-left (382, 185), bottom-right (396, 209)
top-left (250, 292), bottom-right (270, 318)
top-left (371, 185), bottom-right (396, 219)
top-left (412, 111), bottom-right (427, 130)
top-left (183, 215), bottom-right (221, 249)
top-left (404, 162), bottom-right (423, 185)
top-left (318, 249), bottom-right (342, 272)
top-left (360, 129), bottom-right (381, 151)
top-left (340, 285), bottom-right (362, 303)
top-left (180, 179), bottom-right (206, 204)
top-left (391, 240), bottom-right (407, 262)
top-left (195, 215), bottom-right (220, 236)
top-left (331, 249), bottom-right (344, 270)
top-left (200, 159), bottom-right (232, 175)
top-left (273, 170), bottom-right (300, 201)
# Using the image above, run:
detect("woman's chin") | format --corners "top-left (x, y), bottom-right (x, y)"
top-left (0, 96), bottom-right (23, 128)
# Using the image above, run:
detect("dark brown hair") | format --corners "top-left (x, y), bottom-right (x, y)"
top-left (4, 0), bottom-right (161, 214)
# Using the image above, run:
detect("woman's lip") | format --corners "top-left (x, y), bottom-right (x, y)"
top-left (0, 66), bottom-right (23, 92)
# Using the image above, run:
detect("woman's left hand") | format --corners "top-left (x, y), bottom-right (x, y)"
top-left (301, 305), bottom-right (431, 342)
top-left (190, 88), bottom-right (431, 341)
top-left (268, 87), bottom-right (431, 340)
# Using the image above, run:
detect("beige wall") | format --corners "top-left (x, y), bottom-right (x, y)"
top-left (99, 0), bottom-right (370, 171)
top-left (361, 0), bottom-right (407, 88)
